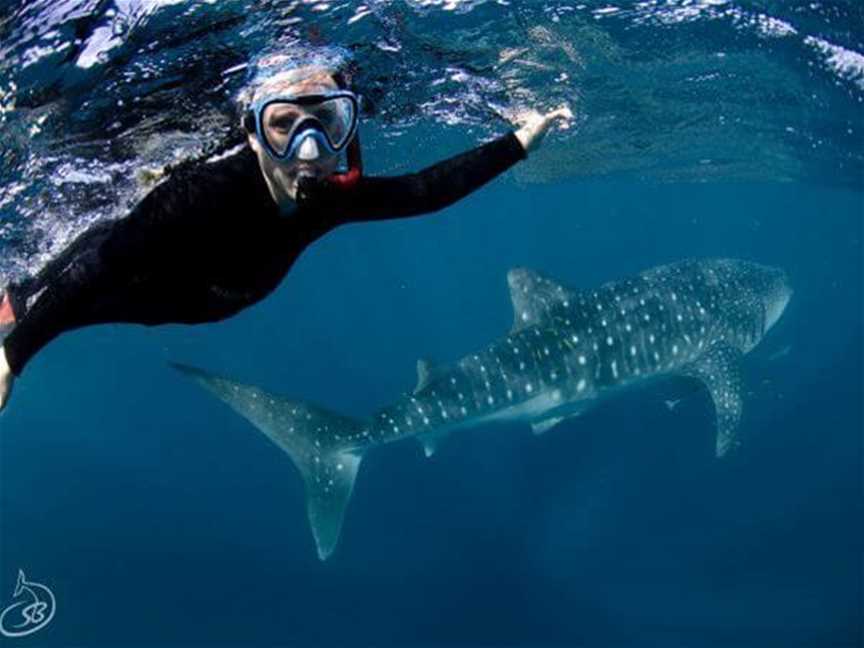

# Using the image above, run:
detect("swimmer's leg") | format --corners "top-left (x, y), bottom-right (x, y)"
top-left (4, 222), bottom-right (114, 322)
top-left (0, 222), bottom-right (114, 411)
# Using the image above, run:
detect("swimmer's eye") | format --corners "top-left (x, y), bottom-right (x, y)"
top-left (264, 104), bottom-right (304, 131)
top-left (268, 116), bottom-right (295, 131)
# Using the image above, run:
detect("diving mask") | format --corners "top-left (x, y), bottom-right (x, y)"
top-left (246, 91), bottom-right (359, 162)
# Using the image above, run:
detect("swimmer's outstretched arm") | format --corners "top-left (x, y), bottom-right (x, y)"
top-left (301, 131), bottom-right (526, 222)
top-left (299, 107), bottom-right (572, 223)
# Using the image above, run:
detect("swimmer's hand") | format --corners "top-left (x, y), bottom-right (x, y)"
top-left (0, 346), bottom-right (14, 412)
top-left (513, 105), bottom-right (573, 154)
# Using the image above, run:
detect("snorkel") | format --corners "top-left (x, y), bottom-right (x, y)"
top-left (323, 69), bottom-right (363, 188)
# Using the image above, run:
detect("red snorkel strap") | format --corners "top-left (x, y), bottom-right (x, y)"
top-left (325, 133), bottom-right (363, 190)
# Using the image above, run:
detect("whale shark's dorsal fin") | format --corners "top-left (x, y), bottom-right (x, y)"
top-left (679, 342), bottom-right (744, 458)
top-left (415, 358), bottom-right (436, 394)
top-left (171, 363), bottom-right (364, 560)
top-left (507, 268), bottom-right (576, 332)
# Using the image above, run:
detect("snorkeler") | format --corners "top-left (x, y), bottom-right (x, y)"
top-left (0, 55), bottom-right (571, 410)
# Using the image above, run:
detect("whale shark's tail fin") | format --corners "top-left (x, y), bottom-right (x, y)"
top-left (171, 363), bottom-right (366, 561)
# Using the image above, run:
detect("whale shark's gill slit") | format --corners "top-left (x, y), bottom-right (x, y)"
top-left (169, 363), bottom-right (365, 560)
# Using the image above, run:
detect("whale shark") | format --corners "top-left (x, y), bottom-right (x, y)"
top-left (173, 258), bottom-right (792, 560)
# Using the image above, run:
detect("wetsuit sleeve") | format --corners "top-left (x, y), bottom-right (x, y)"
top-left (299, 132), bottom-right (527, 223)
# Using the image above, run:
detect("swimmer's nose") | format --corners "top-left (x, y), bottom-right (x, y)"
top-left (297, 135), bottom-right (320, 161)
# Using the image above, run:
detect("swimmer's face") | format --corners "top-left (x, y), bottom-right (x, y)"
top-left (247, 70), bottom-right (342, 205)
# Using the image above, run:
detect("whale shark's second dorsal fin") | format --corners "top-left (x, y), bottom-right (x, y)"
top-left (171, 363), bottom-right (365, 561)
top-left (507, 268), bottom-right (577, 332)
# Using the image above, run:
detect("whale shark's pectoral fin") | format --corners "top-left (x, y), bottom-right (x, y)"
top-left (680, 342), bottom-right (744, 458)
top-left (417, 431), bottom-right (448, 458)
top-left (507, 268), bottom-right (577, 332)
top-left (531, 416), bottom-right (564, 436)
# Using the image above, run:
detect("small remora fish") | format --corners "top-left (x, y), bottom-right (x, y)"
top-left (173, 258), bottom-right (792, 560)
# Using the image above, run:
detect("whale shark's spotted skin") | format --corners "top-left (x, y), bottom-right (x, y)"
top-left (175, 258), bottom-right (792, 560)
top-left (358, 259), bottom-right (790, 452)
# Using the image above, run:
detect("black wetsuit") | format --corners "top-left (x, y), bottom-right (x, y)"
top-left (3, 132), bottom-right (526, 375)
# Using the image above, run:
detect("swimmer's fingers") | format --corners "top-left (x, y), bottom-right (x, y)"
top-left (546, 105), bottom-right (574, 129)
top-left (553, 104), bottom-right (574, 119)
top-left (514, 105), bottom-right (573, 153)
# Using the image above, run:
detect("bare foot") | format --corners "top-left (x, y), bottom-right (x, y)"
top-left (0, 346), bottom-right (13, 411)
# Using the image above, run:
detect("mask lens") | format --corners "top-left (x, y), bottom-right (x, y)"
top-left (309, 96), bottom-right (356, 148)
top-left (261, 102), bottom-right (304, 157)
top-left (259, 96), bottom-right (357, 158)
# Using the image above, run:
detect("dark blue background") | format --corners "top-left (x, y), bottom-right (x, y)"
top-left (1, 176), bottom-right (861, 646)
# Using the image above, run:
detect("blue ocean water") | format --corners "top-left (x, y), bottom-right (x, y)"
top-left (1, 1), bottom-right (862, 646)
